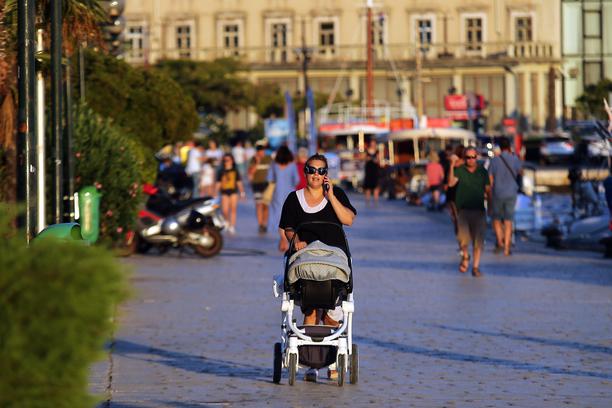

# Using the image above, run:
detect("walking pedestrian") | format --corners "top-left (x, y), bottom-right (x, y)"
top-left (295, 147), bottom-right (309, 190)
top-left (206, 140), bottom-right (224, 167)
top-left (268, 145), bottom-right (300, 252)
top-left (446, 145), bottom-right (465, 252)
top-left (248, 145), bottom-right (273, 233)
top-left (185, 141), bottom-right (204, 198)
top-left (199, 158), bottom-right (216, 197)
top-left (232, 141), bottom-right (247, 181)
top-left (448, 146), bottom-right (490, 277)
top-left (488, 137), bottom-right (522, 256)
top-left (216, 153), bottom-right (246, 235)
top-left (363, 140), bottom-right (381, 207)
top-left (426, 151), bottom-right (444, 211)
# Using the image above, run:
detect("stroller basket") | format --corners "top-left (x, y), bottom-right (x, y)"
top-left (298, 326), bottom-right (338, 368)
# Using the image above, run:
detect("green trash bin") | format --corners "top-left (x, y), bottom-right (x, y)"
top-left (78, 186), bottom-right (101, 244)
top-left (35, 223), bottom-right (85, 242)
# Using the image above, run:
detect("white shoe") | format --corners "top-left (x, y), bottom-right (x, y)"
top-left (227, 225), bottom-right (236, 235)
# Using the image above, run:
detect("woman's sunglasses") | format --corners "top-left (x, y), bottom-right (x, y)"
top-left (304, 165), bottom-right (328, 176)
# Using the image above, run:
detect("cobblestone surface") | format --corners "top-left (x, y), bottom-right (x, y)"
top-left (90, 194), bottom-right (612, 407)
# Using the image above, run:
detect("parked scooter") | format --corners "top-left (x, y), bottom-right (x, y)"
top-left (135, 184), bottom-right (225, 257)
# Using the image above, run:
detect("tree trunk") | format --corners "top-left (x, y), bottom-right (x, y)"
top-left (0, 91), bottom-right (17, 203)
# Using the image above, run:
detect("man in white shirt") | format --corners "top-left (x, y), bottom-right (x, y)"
top-left (185, 141), bottom-right (204, 197)
top-left (232, 141), bottom-right (247, 181)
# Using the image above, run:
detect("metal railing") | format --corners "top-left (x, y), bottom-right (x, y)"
top-left (124, 41), bottom-right (556, 65)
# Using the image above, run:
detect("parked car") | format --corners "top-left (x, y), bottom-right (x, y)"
top-left (539, 136), bottom-right (574, 164)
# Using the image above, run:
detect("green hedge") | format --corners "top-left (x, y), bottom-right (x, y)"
top-left (0, 207), bottom-right (129, 407)
top-left (73, 104), bottom-right (155, 243)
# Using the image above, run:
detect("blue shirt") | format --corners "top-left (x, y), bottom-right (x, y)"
top-left (489, 152), bottom-right (522, 199)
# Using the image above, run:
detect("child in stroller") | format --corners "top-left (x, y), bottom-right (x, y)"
top-left (272, 222), bottom-right (358, 386)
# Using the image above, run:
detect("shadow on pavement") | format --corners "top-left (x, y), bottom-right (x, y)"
top-left (426, 324), bottom-right (612, 355)
top-left (355, 335), bottom-right (612, 380)
top-left (112, 339), bottom-right (271, 383)
top-left (353, 257), bottom-right (612, 287)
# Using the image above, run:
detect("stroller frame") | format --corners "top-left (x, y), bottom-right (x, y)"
top-left (273, 222), bottom-right (358, 386)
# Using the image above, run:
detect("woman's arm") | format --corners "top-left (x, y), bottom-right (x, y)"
top-left (325, 183), bottom-right (355, 226)
top-left (282, 228), bottom-right (306, 250)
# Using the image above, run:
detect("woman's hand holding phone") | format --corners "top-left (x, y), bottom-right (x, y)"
top-left (323, 176), bottom-right (333, 198)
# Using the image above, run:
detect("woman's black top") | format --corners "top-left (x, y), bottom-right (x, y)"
top-left (279, 186), bottom-right (356, 255)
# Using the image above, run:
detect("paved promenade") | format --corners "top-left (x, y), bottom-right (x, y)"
top-left (90, 193), bottom-right (612, 407)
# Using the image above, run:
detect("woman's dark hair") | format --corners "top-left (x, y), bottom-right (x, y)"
top-left (454, 144), bottom-right (465, 158)
top-left (305, 153), bottom-right (328, 168)
top-left (222, 153), bottom-right (236, 169)
top-left (274, 145), bottom-right (294, 164)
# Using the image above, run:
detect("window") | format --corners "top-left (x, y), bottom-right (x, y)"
top-left (176, 25), bottom-right (191, 58)
top-left (126, 25), bottom-right (145, 61)
top-left (584, 10), bottom-right (601, 38)
top-left (584, 61), bottom-right (602, 86)
top-left (372, 13), bottom-right (386, 46)
top-left (515, 16), bottom-right (532, 42)
top-left (223, 24), bottom-right (240, 55)
top-left (465, 18), bottom-right (483, 51)
top-left (319, 21), bottom-right (335, 54)
top-left (271, 22), bottom-right (288, 62)
top-left (416, 19), bottom-right (433, 47)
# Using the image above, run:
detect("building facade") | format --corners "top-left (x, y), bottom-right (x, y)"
top-left (562, 0), bottom-right (612, 118)
top-left (123, 0), bottom-right (563, 131)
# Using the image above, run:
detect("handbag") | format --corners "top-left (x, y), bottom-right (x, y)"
top-left (261, 163), bottom-right (277, 205)
top-left (499, 154), bottom-right (523, 193)
top-left (261, 182), bottom-right (276, 205)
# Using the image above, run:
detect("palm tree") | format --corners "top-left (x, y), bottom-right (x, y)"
top-left (0, 0), bottom-right (106, 202)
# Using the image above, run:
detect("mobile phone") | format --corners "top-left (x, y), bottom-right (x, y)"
top-left (323, 182), bottom-right (330, 192)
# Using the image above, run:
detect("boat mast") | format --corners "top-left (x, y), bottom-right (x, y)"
top-left (366, 0), bottom-right (374, 113)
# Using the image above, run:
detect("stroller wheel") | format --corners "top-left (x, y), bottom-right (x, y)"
top-left (288, 353), bottom-right (298, 386)
top-left (273, 343), bottom-right (282, 384)
top-left (337, 354), bottom-right (346, 387)
top-left (350, 344), bottom-right (359, 384)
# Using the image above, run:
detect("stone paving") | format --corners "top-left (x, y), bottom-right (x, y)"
top-left (90, 193), bottom-right (612, 408)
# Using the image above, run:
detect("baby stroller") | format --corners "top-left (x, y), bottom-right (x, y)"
top-left (272, 222), bottom-right (358, 386)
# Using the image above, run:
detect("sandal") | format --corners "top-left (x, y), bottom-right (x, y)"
top-left (459, 256), bottom-right (469, 273)
top-left (472, 267), bottom-right (483, 277)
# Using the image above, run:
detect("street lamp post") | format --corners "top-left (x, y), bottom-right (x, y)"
top-left (17, 0), bottom-right (37, 241)
top-left (51, 0), bottom-right (63, 223)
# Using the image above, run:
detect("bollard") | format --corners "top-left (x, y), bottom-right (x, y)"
top-left (78, 186), bottom-right (101, 243)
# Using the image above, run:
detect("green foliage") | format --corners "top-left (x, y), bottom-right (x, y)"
top-left (82, 50), bottom-right (199, 148)
top-left (154, 58), bottom-right (252, 116)
top-left (0, 205), bottom-right (129, 408)
top-left (251, 83), bottom-right (285, 118)
top-left (576, 78), bottom-right (612, 119)
top-left (73, 104), bottom-right (154, 243)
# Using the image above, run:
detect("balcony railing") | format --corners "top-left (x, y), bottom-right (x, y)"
top-left (125, 41), bottom-right (556, 65)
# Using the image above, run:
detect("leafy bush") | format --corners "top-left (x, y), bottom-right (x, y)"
top-left (81, 49), bottom-right (199, 148)
top-left (576, 78), bottom-right (612, 119)
top-left (73, 104), bottom-right (154, 243)
top-left (0, 206), bottom-right (129, 407)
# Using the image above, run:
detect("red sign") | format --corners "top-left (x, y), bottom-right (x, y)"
top-left (426, 117), bottom-right (452, 128)
top-left (444, 94), bottom-right (485, 111)
top-left (390, 118), bottom-right (414, 131)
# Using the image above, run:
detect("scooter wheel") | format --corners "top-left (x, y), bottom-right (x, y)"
top-left (192, 227), bottom-right (223, 258)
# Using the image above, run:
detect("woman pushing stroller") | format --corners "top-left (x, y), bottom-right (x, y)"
top-left (279, 153), bottom-right (357, 326)
top-left (276, 153), bottom-right (357, 383)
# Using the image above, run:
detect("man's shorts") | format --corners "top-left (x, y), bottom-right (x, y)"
top-left (491, 196), bottom-right (517, 221)
top-left (457, 209), bottom-right (487, 249)
top-left (252, 182), bottom-right (269, 203)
